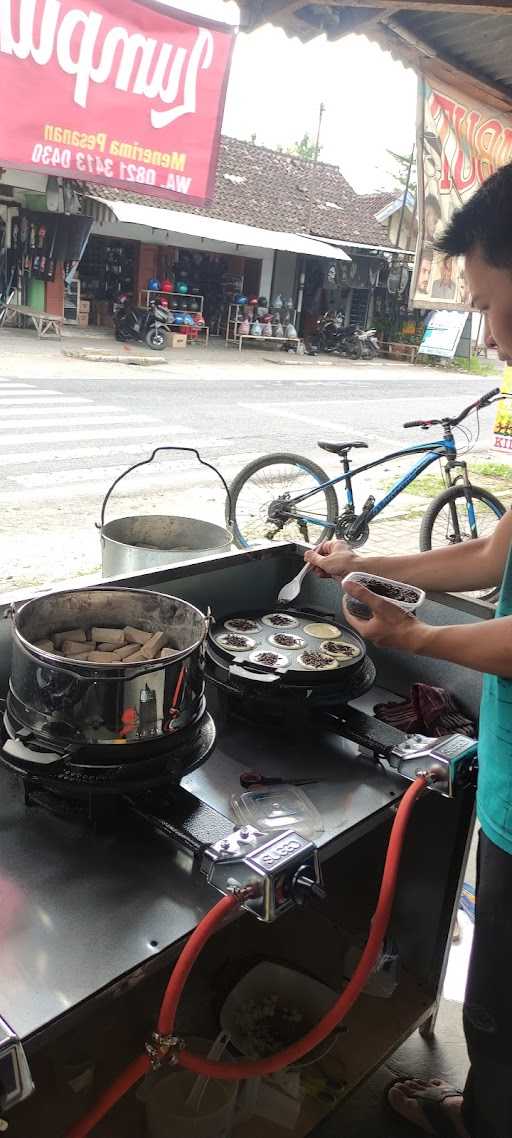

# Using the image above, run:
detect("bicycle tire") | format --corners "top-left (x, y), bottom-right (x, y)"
top-left (227, 452), bottom-right (338, 549)
top-left (419, 484), bottom-right (505, 552)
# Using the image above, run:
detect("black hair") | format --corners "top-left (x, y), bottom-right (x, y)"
top-left (436, 162), bottom-right (512, 267)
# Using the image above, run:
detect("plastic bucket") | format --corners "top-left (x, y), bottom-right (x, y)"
top-left (101, 515), bottom-right (232, 576)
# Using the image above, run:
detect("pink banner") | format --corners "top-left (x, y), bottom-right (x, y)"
top-left (0, 0), bottom-right (234, 203)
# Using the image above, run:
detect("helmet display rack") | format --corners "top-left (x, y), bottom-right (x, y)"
top-left (139, 289), bottom-right (204, 314)
top-left (225, 301), bottom-right (302, 353)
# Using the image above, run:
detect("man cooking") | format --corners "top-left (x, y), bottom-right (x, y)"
top-left (306, 162), bottom-right (512, 1138)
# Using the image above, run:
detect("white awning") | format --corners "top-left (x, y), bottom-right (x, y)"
top-left (89, 196), bottom-right (351, 261)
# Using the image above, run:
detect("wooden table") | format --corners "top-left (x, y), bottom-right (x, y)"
top-left (380, 340), bottom-right (417, 363)
top-left (5, 303), bottom-right (63, 338)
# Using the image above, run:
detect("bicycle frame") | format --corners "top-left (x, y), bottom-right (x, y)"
top-left (280, 438), bottom-right (458, 527)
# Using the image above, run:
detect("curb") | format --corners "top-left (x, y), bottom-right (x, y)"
top-left (62, 349), bottom-right (167, 366)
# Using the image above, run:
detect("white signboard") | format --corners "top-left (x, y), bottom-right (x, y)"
top-left (418, 310), bottom-right (469, 358)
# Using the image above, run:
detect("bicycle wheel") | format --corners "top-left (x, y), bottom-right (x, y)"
top-left (227, 453), bottom-right (338, 548)
top-left (419, 485), bottom-right (505, 600)
top-left (420, 485), bottom-right (505, 550)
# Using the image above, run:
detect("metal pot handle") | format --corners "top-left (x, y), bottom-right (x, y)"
top-left (230, 663), bottom-right (280, 685)
top-left (97, 446), bottom-right (232, 529)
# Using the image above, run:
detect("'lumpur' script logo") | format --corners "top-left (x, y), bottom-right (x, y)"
top-left (0, 0), bottom-right (214, 128)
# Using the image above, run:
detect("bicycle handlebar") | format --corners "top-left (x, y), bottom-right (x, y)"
top-left (403, 387), bottom-right (501, 431)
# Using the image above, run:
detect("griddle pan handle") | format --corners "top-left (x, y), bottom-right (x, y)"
top-left (230, 664), bottom-right (280, 684)
top-left (97, 446), bottom-right (232, 529)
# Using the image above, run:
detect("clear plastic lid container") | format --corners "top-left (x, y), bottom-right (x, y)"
top-left (231, 785), bottom-right (324, 839)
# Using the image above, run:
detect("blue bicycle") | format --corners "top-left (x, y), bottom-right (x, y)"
top-left (228, 387), bottom-right (506, 552)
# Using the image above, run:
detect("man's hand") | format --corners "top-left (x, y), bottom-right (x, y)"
top-left (342, 580), bottom-right (431, 654)
top-left (305, 538), bottom-right (359, 580)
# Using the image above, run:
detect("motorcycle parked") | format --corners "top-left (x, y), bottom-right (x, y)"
top-left (358, 328), bottom-right (380, 359)
top-left (311, 311), bottom-right (363, 359)
top-left (113, 295), bottom-right (170, 350)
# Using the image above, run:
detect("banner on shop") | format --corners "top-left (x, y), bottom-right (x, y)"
top-left (0, 0), bottom-right (234, 204)
top-left (418, 310), bottom-right (470, 358)
top-left (494, 367), bottom-right (512, 454)
top-left (413, 75), bottom-right (512, 310)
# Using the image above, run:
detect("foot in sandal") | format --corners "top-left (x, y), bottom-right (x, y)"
top-left (387, 1078), bottom-right (470, 1137)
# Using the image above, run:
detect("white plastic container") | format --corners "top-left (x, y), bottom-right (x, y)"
top-left (342, 572), bottom-right (425, 620)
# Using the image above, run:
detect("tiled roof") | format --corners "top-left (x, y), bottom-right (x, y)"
top-left (86, 135), bottom-right (391, 248)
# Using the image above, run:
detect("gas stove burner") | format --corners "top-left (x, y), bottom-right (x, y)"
top-left (1, 706), bottom-right (216, 799)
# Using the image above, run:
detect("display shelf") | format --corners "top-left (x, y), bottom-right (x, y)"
top-left (139, 289), bottom-right (204, 313)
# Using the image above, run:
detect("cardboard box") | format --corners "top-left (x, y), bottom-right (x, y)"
top-left (79, 299), bottom-right (91, 313)
top-left (78, 312), bottom-right (89, 327)
top-left (170, 333), bottom-right (187, 349)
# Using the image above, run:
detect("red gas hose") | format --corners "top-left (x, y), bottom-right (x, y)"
top-left (66, 775), bottom-right (427, 1138)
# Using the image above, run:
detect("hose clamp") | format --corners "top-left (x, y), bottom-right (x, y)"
top-left (145, 1031), bottom-right (185, 1070)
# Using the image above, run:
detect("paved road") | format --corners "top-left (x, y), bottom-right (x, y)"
top-left (0, 355), bottom-right (501, 593)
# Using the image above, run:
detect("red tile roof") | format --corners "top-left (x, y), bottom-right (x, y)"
top-left (86, 135), bottom-right (391, 247)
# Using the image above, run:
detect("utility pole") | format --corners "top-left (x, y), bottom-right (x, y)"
top-left (307, 101), bottom-right (325, 234)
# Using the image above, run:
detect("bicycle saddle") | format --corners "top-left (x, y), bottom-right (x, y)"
top-left (318, 441), bottom-right (368, 455)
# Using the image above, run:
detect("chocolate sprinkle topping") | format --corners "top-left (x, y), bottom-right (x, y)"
top-left (273, 633), bottom-right (301, 647)
top-left (254, 652), bottom-right (279, 666)
top-left (267, 613), bottom-right (294, 626)
top-left (224, 633), bottom-right (250, 648)
top-left (226, 618), bottom-right (258, 631)
top-left (301, 650), bottom-right (332, 668)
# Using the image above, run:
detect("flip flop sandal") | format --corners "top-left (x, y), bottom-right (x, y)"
top-left (386, 1077), bottom-right (464, 1138)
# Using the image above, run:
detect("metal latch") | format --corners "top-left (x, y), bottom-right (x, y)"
top-left (201, 826), bottom-right (324, 921)
top-left (389, 732), bottom-right (478, 797)
top-left (0, 1016), bottom-right (34, 1118)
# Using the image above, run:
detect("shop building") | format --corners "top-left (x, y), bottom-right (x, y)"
top-left (0, 137), bottom-right (408, 340)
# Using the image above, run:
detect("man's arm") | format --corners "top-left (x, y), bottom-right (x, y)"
top-left (342, 580), bottom-right (512, 678)
top-left (306, 509), bottom-right (512, 593)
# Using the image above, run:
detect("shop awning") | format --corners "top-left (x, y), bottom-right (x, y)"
top-left (88, 196), bottom-right (351, 261)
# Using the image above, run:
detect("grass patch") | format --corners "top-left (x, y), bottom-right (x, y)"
top-left (380, 473), bottom-right (444, 497)
top-left (471, 460), bottom-right (511, 480)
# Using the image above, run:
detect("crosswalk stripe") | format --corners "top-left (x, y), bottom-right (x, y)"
top-left (0, 412), bottom-right (159, 429)
top-left (0, 458), bottom-right (249, 504)
top-left (12, 461), bottom-right (210, 488)
top-left (0, 397), bottom-right (93, 406)
top-left (0, 384), bottom-right (48, 390)
top-left (0, 437), bottom-right (228, 468)
top-left (0, 426), bottom-right (171, 445)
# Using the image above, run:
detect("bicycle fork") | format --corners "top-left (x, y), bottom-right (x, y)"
top-left (444, 460), bottom-right (478, 540)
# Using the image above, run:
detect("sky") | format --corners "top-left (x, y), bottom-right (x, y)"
top-left (162, 2), bottom-right (417, 192)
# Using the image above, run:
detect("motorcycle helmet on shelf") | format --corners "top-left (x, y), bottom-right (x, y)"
top-left (179, 298), bottom-right (188, 309)
top-left (262, 313), bottom-right (273, 323)
top-left (147, 278), bottom-right (160, 291)
top-left (170, 299), bottom-right (179, 310)
top-left (262, 321), bottom-right (272, 337)
top-left (177, 281), bottom-right (189, 294)
top-left (182, 313), bottom-right (195, 326)
top-left (234, 293), bottom-right (247, 305)
top-left (173, 313), bottom-right (185, 325)
top-left (248, 296), bottom-right (259, 306)
top-left (258, 296), bottom-right (268, 307)
top-left (272, 294), bottom-right (283, 309)
top-left (239, 318), bottom-right (250, 335)
top-left (159, 298), bottom-right (169, 307)
top-left (193, 312), bottom-right (205, 325)
top-left (161, 279), bottom-right (173, 293)
top-left (286, 322), bottom-right (298, 338)
top-left (189, 300), bottom-right (199, 311)
top-left (251, 319), bottom-right (262, 337)
top-left (273, 321), bottom-right (284, 337)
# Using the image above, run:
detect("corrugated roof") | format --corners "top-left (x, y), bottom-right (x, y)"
top-left (84, 135), bottom-right (391, 247)
top-left (236, 3), bottom-right (512, 112)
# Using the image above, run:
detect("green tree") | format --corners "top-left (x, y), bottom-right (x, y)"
top-left (287, 132), bottom-right (322, 161)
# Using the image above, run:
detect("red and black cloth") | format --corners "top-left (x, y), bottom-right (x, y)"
top-left (374, 682), bottom-right (476, 738)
